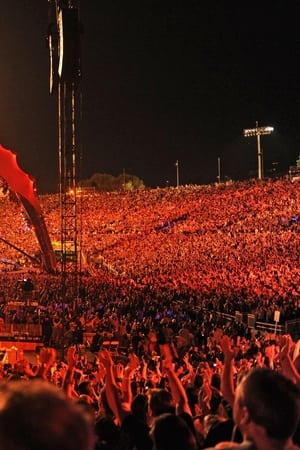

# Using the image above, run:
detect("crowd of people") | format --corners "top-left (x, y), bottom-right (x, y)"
top-left (0, 334), bottom-right (299, 450)
top-left (1, 178), bottom-right (299, 322)
top-left (0, 177), bottom-right (299, 448)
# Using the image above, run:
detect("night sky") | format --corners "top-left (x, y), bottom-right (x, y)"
top-left (1, 1), bottom-right (300, 193)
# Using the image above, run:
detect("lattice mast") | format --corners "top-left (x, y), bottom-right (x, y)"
top-left (47, 0), bottom-right (82, 295)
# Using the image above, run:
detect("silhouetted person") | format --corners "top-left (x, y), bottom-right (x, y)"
top-left (0, 379), bottom-right (95, 450)
top-left (205, 368), bottom-right (300, 450)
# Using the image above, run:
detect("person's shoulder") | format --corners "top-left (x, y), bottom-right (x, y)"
top-left (204, 440), bottom-right (256, 450)
top-left (286, 444), bottom-right (300, 450)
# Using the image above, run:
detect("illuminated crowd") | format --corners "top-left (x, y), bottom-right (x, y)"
top-left (1, 178), bottom-right (299, 320)
top-left (0, 178), bottom-right (300, 449)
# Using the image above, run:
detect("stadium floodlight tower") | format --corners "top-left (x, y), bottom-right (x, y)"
top-left (243, 121), bottom-right (274, 180)
top-left (47, 0), bottom-right (82, 302)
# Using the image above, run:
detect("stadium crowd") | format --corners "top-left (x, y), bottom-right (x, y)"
top-left (0, 333), bottom-right (299, 450)
top-left (0, 178), bottom-right (299, 448)
top-left (1, 178), bottom-right (299, 323)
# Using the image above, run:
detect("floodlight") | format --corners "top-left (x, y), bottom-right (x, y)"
top-left (242, 122), bottom-right (274, 179)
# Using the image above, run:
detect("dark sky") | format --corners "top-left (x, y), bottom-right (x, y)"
top-left (1, 1), bottom-right (300, 193)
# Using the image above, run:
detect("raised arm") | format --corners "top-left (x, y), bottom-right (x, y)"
top-left (160, 343), bottom-right (192, 416)
top-left (62, 346), bottom-right (79, 398)
top-left (219, 335), bottom-right (236, 407)
top-left (35, 347), bottom-right (57, 381)
top-left (279, 335), bottom-right (300, 387)
top-left (120, 352), bottom-right (139, 405)
top-left (98, 348), bottom-right (129, 425)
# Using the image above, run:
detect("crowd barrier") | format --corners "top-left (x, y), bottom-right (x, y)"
top-left (202, 309), bottom-right (286, 336)
top-left (0, 312), bottom-right (297, 345)
top-left (285, 318), bottom-right (300, 338)
top-left (0, 323), bottom-right (42, 340)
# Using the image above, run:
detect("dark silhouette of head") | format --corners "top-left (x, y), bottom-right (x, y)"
top-left (150, 413), bottom-right (198, 450)
top-left (148, 388), bottom-right (175, 417)
top-left (0, 379), bottom-right (95, 450)
top-left (234, 368), bottom-right (300, 442)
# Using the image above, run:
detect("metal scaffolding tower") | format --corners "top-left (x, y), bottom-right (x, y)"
top-left (47, 0), bottom-right (82, 298)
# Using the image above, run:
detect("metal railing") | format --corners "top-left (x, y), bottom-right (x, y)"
top-left (0, 323), bottom-right (42, 339)
top-left (0, 311), bottom-right (295, 343)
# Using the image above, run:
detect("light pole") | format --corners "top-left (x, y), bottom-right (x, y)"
top-left (175, 160), bottom-right (180, 187)
top-left (217, 156), bottom-right (221, 183)
top-left (243, 121), bottom-right (274, 180)
top-left (123, 168), bottom-right (126, 190)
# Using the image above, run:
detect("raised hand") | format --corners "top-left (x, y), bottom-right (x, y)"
top-left (98, 348), bottom-right (114, 368)
top-left (220, 335), bottom-right (235, 360)
top-left (127, 352), bottom-right (140, 372)
top-left (279, 335), bottom-right (293, 361)
top-left (66, 346), bottom-right (78, 368)
top-left (39, 347), bottom-right (57, 367)
top-left (114, 362), bottom-right (125, 380)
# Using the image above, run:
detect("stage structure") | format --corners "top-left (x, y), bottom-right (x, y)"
top-left (0, 145), bottom-right (56, 273)
top-left (47, 0), bottom-right (82, 297)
